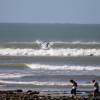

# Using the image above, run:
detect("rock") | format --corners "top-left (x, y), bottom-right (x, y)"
top-left (16, 89), bottom-right (23, 92)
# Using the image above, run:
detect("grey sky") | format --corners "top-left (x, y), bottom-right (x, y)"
top-left (0, 0), bottom-right (100, 24)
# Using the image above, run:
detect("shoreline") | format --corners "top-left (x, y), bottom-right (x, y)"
top-left (0, 89), bottom-right (99, 100)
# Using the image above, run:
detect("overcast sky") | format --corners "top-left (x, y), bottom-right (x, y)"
top-left (0, 0), bottom-right (100, 24)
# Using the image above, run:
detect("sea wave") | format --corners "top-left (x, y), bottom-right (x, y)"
top-left (0, 48), bottom-right (100, 56)
top-left (8, 40), bottom-right (100, 45)
top-left (0, 80), bottom-right (93, 87)
top-left (0, 73), bottom-right (32, 79)
top-left (26, 63), bottom-right (100, 71)
top-left (1, 40), bottom-right (100, 50)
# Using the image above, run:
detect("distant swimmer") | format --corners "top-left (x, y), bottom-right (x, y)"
top-left (90, 54), bottom-right (94, 56)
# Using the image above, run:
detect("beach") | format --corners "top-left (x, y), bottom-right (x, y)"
top-left (0, 89), bottom-right (100, 100)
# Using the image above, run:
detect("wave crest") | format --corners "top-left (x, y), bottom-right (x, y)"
top-left (0, 48), bottom-right (100, 56)
top-left (0, 80), bottom-right (93, 87)
top-left (25, 63), bottom-right (100, 71)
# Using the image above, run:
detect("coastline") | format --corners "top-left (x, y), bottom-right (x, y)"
top-left (0, 89), bottom-right (95, 100)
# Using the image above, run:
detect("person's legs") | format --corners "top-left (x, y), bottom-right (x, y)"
top-left (71, 89), bottom-right (74, 94)
top-left (71, 89), bottom-right (76, 95)
top-left (93, 89), bottom-right (99, 100)
top-left (73, 89), bottom-right (76, 95)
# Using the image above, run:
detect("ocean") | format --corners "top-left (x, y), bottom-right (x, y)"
top-left (0, 23), bottom-right (100, 93)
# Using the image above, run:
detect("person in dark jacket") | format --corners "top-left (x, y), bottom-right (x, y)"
top-left (92, 80), bottom-right (99, 97)
top-left (70, 80), bottom-right (77, 95)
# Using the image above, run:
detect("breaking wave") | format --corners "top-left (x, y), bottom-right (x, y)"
top-left (0, 73), bottom-right (32, 79)
top-left (8, 40), bottom-right (100, 45)
top-left (26, 63), bottom-right (100, 71)
top-left (0, 48), bottom-right (100, 56)
top-left (0, 80), bottom-right (93, 87)
top-left (2, 40), bottom-right (100, 49)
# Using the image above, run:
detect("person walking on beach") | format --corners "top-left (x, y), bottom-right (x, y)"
top-left (92, 80), bottom-right (99, 97)
top-left (70, 80), bottom-right (77, 96)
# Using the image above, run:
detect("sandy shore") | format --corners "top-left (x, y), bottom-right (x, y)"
top-left (0, 90), bottom-right (100, 100)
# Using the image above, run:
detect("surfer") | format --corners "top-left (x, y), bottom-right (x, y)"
top-left (41, 41), bottom-right (50, 49)
top-left (46, 42), bottom-right (50, 48)
top-left (70, 80), bottom-right (77, 96)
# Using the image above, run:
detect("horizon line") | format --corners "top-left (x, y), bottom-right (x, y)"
top-left (0, 22), bottom-right (100, 25)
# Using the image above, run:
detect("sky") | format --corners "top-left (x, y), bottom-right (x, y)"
top-left (0, 0), bottom-right (100, 24)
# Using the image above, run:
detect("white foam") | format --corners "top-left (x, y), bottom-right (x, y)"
top-left (0, 80), bottom-right (93, 87)
top-left (7, 41), bottom-right (34, 44)
top-left (0, 73), bottom-right (32, 79)
top-left (35, 40), bottom-right (100, 45)
top-left (25, 63), bottom-right (100, 71)
top-left (65, 41), bottom-right (100, 45)
top-left (7, 40), bottom-right (100, 45)
top-left (0, 48), bottom-right (100, 56)
top-left (35, 40), bottom-right (43, 44)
